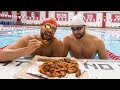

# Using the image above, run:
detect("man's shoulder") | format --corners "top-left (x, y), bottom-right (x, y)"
top-left (53, 37), bottom-right (62, 43)
top-left (90, 35), bottom-right (104, 44)
top-left (26, 34), bottom-right (39, 39)
top-left (88, 34), bottom-right (100, 40)
top-left (51, 38), bottom-right (63, 48)
top-left (64, 34), bottom-right (73, 40)
top-left (87, 33), bottom-right (103, 43)
top-left (20, 34), bottom-right (39, 41)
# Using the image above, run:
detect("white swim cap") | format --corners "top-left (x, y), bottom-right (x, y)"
top-left (70, 14), bottom-right (87, 26)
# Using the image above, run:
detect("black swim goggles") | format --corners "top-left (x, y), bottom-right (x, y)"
top-left (71, 25), bottom-right (85, 31)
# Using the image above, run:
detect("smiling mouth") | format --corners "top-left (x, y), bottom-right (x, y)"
top-left (43, 32), bottom-right (53, 39)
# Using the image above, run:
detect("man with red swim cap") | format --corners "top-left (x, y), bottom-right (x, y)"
top-left (0, 18), bottom-right (64, 62)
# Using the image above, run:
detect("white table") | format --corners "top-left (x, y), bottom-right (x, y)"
top-left (0, 58), bottom-right (120, 79)
top-left (0, 57), bottom-right (31, 79)
top-left (81, 60), bottom-right (120, 79)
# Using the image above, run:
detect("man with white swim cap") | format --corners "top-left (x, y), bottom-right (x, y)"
top-left (0, 18), bottom-right (64, 62)
top-left (63, 14), bottom-right (107, 59)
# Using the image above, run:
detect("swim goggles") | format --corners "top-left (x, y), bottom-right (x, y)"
top-left (44, 24), bottom-right (56, 32)
top-left (71, 25), bottom-right (85, 31)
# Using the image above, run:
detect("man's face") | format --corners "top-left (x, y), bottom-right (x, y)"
top-left (71, 25), bottom-right (86, 39)
top-left (40, 23), bottom-right (57, 41)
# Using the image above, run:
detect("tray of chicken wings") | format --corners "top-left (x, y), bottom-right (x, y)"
top-left (27, 56), bottom-right (89, 79)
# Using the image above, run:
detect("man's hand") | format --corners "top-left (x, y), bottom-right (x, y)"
top-left (27, 39), bottom-right (42, 53)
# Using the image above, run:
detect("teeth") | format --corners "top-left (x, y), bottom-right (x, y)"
top-left (46, 34), bottom-right (50, 36)
top-left (47, 34), bottom-right (50, 35)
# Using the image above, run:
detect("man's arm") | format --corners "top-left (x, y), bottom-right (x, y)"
top-left (0, 47), bottom-right (33, 62)
top-left (0, 36), bottom-right (41, 62)
top-left (97, 40), bottom-right (108, 60)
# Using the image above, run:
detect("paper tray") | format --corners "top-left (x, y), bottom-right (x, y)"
top-left (27, 56), bottom-right (89, 79)
top-left (14, 55), bottom-right (91, 79)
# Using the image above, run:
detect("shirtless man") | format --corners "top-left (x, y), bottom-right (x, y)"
top-left (63, 14), bottom-right (107, 59)
top-left (0, 18), bottom-right (64, 62)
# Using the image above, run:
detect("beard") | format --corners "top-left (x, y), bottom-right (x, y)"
top-left (41, 31), bottom-right (53, 41)
top-left (73, 31), bottom-right (85, 39)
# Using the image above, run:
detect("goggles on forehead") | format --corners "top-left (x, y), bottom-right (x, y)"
top-left (71, 25), bottom-right (85, 31)
top-left (44, 24), bottom-right (56, 32)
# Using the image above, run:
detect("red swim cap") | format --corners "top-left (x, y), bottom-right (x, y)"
top-left (41, 18), bottom-right (57, 27)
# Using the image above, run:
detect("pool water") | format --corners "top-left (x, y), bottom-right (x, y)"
top-left (0, 27), bottom-right (120, 59)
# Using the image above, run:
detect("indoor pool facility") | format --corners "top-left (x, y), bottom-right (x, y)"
top-left (0, 26), bottom-right (120, 60)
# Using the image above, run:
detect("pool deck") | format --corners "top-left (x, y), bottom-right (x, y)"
top-left (0, 56), bottom-right (120, 79)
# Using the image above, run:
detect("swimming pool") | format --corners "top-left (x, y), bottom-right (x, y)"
top-left (0, 26), bottom-right (120, 59)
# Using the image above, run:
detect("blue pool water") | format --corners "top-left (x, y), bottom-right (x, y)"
top-left (0, 27), bottom-right (120, 58)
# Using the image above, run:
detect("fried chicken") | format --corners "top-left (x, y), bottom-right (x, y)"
top-left (38, 58), bottom-right (81, 78)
